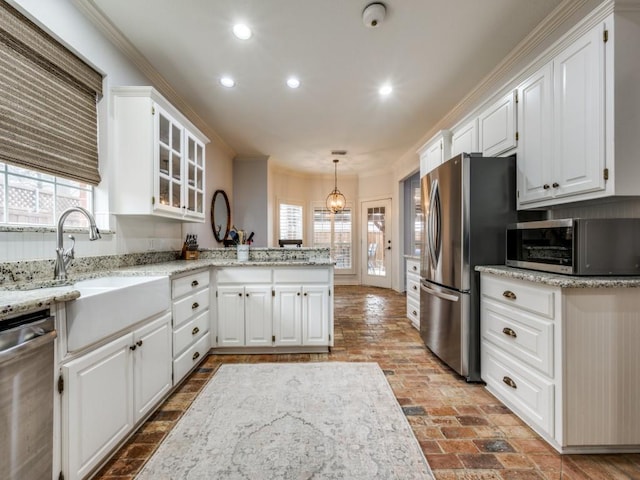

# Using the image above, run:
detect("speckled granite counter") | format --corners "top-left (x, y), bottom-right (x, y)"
top-left (476, 265), bottom-right (640, 288)
top-left (404, 255), bottom-right (420, 261)
top-left (0, 255), bottom-right (334, 322)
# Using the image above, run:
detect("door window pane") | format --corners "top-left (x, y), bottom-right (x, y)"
top-left (366, 207), bottom-right (386, 276)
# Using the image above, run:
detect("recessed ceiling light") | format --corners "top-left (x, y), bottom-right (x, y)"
top-left (220, 76), bottom-right (235, 88)
top-left (379, 84), bottom-right (393, 96)
top-left (286, 77), bottom-right (301, 89)
top-left (233, 24), bottom-right (252, 40)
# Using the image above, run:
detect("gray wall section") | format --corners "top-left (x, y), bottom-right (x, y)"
top-left (232, 157), bottom-right (269, 247)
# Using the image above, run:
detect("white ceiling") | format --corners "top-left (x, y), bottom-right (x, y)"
top-left (84, 0), bottom-right (561, 176)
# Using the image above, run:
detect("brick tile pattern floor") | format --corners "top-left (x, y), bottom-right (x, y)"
top-left (94, 285), bottom-right (640, 480)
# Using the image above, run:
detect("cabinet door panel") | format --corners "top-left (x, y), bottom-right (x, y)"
top-left (517, 63), bottom-right (553, 205)
top-left (133, 313), bottom-right (172, 421)
top-left (451, 119), bottom-right (477, 157)
top-left (302, 286), bottom-right (329, 345)
top-left (479, 91), bottom-right (517, 156)
top-left (274, 286), bottom-right (302, 346)
top-left (217, 286), bottom-right (245, 346)
top-left (553, 24), bottom-right (605, 197)
top-left (245, 286), bottom-right (273, 346)
top-left (63, 334), bottom-right (133, 480)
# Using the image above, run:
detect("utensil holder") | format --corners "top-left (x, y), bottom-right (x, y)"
top-left (237, 244), bottom-right (249, 262)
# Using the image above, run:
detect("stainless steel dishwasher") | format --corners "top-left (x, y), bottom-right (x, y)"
top-left (0, 310), bottom-right (57, 480)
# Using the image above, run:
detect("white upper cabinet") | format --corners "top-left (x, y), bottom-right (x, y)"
top-left (516, 63), bottom-right (554, 205)
top-left (478, 91), bottom-right (517, 157)
top-left (451, 118), bottom-right (478, 158)
top-left (112, 87), bottom-right (209, 222)
top-left (418, 130), bottom-right (452, 176)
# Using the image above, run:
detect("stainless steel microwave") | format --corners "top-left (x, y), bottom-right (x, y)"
top-left (506, 218), bottom-right (640, 275)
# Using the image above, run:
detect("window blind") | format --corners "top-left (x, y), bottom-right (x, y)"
top-left (279, 203), bottom-right (303, 240)
top-left (0, 1), bottom-right (103, 185)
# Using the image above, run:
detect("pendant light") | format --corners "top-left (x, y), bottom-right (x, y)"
top-left (326, 159), bottom-right (346, 213)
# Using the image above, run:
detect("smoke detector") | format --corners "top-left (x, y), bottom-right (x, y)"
top-left (362, 2), bottom-right (386, 28)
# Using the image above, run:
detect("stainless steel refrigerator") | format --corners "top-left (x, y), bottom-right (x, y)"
top-left (420, 153), bottom-right (516, 381)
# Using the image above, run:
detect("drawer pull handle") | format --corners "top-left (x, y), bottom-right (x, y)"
top-left (412, 310), bottom-right (417, 316)
top-left (129, 345), bottom-right (137, 351)
top-left (192, 302), bottom-right (199, 310)
top-left (192, 326), bottom-right (200, 335)
top-left (502, 327), bottom-right (517, 338)
top-left (502, 290), bottom-right (517, 300)
top-left (503, 376), bottom-right (517, 389)
top-left (136, 340), bottom-right (143, 347)
top-left (543, 184), bottom-right (550, 190)
top-left (191, 280), bottom-right (199, 287)
top-left (552, 182), bottom-right (559, 188)
top-left (192, 351), bottom-right (200, 361)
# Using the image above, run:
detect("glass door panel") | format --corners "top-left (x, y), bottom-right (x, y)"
top-left (361, 199), bottom-right (392, 288)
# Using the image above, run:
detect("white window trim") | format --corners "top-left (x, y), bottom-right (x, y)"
top-left (310, 200), bottom-right (355, 275)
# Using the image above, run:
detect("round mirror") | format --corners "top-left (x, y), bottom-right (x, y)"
top-left (211, 190), bottom-right (230, 242)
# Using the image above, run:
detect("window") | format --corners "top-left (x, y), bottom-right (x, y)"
top-left (312, 205), bottom-right (353, 272)
top-left (279, 202), bottom-right (303, 241)
top-left (0, 162), bottom-right (93, 226)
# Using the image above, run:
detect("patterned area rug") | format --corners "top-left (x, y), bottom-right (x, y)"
top-left (136, 362), bottom-right (434, 479)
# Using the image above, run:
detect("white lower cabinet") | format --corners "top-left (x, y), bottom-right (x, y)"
top-left (62, 313), bottom-right (172, 480)
top-left (171, 270), bottom-right (210, 385)
top-left (405, 258), bottom-right (420, 330)
top-left (481, 272), bottom-right (640, 453)
top-left (215, 266), bottom-right (333, 351)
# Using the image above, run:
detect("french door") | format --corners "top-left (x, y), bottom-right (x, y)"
top-left (361, 199), bottom-right (391, 288)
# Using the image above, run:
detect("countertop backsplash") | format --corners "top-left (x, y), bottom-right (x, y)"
top-left (0, 247), bottom-right (332, 289)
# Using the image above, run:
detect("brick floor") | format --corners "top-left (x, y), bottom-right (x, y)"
top-left (94, 285), bottom-right (640, 479)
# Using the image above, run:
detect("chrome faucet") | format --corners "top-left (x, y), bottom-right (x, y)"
top-left (54, 206), bottom-right (102, 280)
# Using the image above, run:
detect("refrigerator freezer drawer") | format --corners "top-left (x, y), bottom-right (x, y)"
top-left (420, 281), bottom-right (475, 379)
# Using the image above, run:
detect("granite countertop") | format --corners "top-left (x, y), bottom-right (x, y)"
top-left (404, 255), bottom-right (420, 261)
top-left (476, 265), bottom-right (640, 288)
top-left (0, 258), bottom-right (334, 322)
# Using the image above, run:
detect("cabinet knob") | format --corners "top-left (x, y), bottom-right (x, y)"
top-left (192, 326), bottom-right (200, 335)
top-left (304, 292), bottom-right (308, 296)
top-left (129, 345), bottom-right (137, 351)
top-left (238, 293), bottom-right (242, 297)
top-left (192, 351), bottom-right (200, 361)
top-left (552, 182), bottom-right (559, 188)
top-left (502, 327), bottom-right (517, 338)
top-left (412, 265), bottom-right (417, 271)
top-left (192, 302), bottom-right (199, 310)
top-left (136, 340), bottom-right (143, 347)
top-left (502, 376), bottom-right (517, 389)
top-left (297, 292), bottom-right (301, 296)
top-left (412, 310), bottom-right (417, 316)
top-left (246, 293), bottom-right (249, 297)
top-left (502, 290), bottom-right (517, 300)
top-left (191, 280), bottom-right (199, 287)
top-left (543, 184), bottom-right (550, 190)
top-left (413, 285), bottom-right (418, 291)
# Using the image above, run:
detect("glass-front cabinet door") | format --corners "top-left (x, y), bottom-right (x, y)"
top-left (185, 133), bottom-right (206, 219)
top-left (155, 106), bottom-right (184, 216)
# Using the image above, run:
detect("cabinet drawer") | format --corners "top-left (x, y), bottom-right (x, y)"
top-left (217, 267), bottom-right (272, 284)
top-left (273, 268), bottom-right (330, 283)
top-left (407, 296), bottom-right (419, 327)
top-left (481, 299), bottom-right (554, 377)
top-left (173, 310), bottom-right (209, 358)
top-left (173, 288), bottom-right (210, 328)
top-left (481, 274), bottom-right (555, 319)
top-left (482, 342), bottom-right (554, 436)
top-left (407, 277), bottom-right (420, 300)
top-left (172, 270), bottom-right (210, 299)
top-left (173, 333), bottom-right (209, 385)
top-left (406, 260), bottom-right (419, 276)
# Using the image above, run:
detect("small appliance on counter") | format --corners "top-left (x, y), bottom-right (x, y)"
top-left (506, 218), bottom-right (640, 275)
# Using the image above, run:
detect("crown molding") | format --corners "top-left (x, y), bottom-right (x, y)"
top-left (392, 0), bottom-right (599, 172)
top-left (72, 0), bottom-right (235, 158)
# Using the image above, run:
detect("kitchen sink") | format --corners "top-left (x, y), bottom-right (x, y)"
top-left (65, 276), bottom-right (170, 352)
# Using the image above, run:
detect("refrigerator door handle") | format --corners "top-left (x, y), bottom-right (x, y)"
top-left (420, 282), bottom-right (459, 302)
top-left (427, 179), bottom-right (441, 268)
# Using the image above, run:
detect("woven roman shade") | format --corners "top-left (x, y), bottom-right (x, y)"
top-left (0, 0), bottom-right (103, 185)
